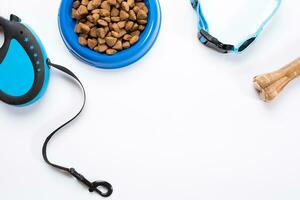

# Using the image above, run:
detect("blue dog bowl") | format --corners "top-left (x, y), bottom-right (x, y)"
top-left (58, 0), bottom-right (161, 69)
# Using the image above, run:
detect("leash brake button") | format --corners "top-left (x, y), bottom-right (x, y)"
top-left (10, 14), bottom-right (21, 22)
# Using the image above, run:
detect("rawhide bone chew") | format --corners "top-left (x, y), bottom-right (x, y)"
top-left (254, 58), bottom-right (300, 102)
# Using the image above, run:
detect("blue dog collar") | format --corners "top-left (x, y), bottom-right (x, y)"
top-left (191, 0), bottom-right (282, 53)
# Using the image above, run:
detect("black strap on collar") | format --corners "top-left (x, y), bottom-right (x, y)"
top-left (42, 59), bottom-right (113, 197)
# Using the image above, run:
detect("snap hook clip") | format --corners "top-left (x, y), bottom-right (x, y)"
top-left (69, 168), bottom-right (113, 197)
top-left (90, 180), bottom-right (113, 197)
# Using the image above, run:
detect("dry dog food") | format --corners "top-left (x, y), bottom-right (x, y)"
top-left (72, 0), bottom-right (149, 55)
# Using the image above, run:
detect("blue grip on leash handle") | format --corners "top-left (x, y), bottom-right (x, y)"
top-left (0, 15), bottom-right (113, 197)
top-left (191, 0), bottom-right (282, 54)
top-left (0, 15), bottom-right (50, 105)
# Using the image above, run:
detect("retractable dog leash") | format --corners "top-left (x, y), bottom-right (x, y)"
top-left (191, 0), bottom-right (282, 53)
top-left (0, 14), bottom-right (112, 197)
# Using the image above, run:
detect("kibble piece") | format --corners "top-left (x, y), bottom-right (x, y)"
top-left (94, 46), bottom-right (100, 51)
top-left (118, 29), bottom-right (127, 37)
top-left (111, 17), bottom-right (121, 22)
top-left (127, 0), bottom-right (135, 8)
top-left (131, 23), bottom-right (139, 31)
top-left (87, 2), bottom-right (95, 10)
top-left (103, 17), bottom-right (111, 23)
top-left (79, 22), bottom-right (91, 34)
top-left (92, 0), bottom-right (102, 7)
top-left (112, 40), bottom-right (123, 50)
top-left (101, 1), bottom-right (111, 11)
top-left (136, 2), bottom-right (149, 13)
top-left (138, 25), bottom-right (145, 31)
top-left (121, 2), bottom-right (130, 12)
top-left (79, 36), bottom-right (88, 45)
top-left (88, 38), bottom-right (98, 49)
top-left (111, 7), bottom-right (120, 17)
top-left (81, 0), bottom-right (89, 6)
top-left (129, 35), bottom-right (139, 45)
top-left (92, 9), bottom-right (101, 14)
top-left (98, 19), bottom-right (108, 26)
top-left (74, 23), bottom-right (82, 33)
top-left (137, 10), bottom-right (147, 20)
top-left (120, 10), bottom-right (129, 21)
top-left (98, 38), bottom-right (106, 44)
top-left (108, 0), bottom-right (117, 6)
top-left (117, 21), bottom-right (126, 29)
top-left (125, 21), bottom-right (134, 31)
top-left (92, 13), bottom-right (100, 22)
top-left (72, 9), bottom-right (78, 19)
top-left (123, 41), bottom-right (130, 49)
top-left (105, 36), bottom-right (118, 47)
top-left (85, 21), bottom-right (95, 28)
top-left (98, 44), bottom-right (108, 52)
top-left (77, 5), bottom-right (89, 17)
top-left (123, 34), bottom-right (132, 41)
top-left (106, 49), bottom-right (117, 55)
top-left (137, 20), bottom-right (147, 25)
top-left (131, 30), bottom-right (140, 37)
top-left (87, 15), bottom-right (94, 23)
top-left (111, 31), bottom-right (120, 38)
top-left (111, 23), bottom-right (120, 32)
top-left (133, 6), bottom-right (140, 14)
top-left (107, 32), bottom-right (112, 37)
top-left (99, 9), bottom-right (110, 17)
top-left (73, 1), bottom-right (81, 9)
top-left (129, 10), bottom-right (137, 21)
top-left (90, 27), bottom-right (98, 37)
top-left (97, 27), bottom-right (107, 38)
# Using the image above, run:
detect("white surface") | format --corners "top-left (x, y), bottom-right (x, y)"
top-left (1, 0), bottom-right (300, 199)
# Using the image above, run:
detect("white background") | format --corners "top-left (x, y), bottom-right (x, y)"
top-left (1, 0), bottom-right (300, 199)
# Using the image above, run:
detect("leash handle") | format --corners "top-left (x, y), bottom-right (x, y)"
top-left (42, 59), bottom-right (113, 197)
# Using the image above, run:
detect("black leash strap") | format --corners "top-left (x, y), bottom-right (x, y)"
top-left (42, 59), bottom-right (113, 197)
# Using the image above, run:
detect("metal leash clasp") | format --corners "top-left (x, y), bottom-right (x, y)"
top-left (69, 168), bottom-right (113, 197)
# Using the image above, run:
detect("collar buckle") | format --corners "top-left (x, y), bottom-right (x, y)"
top-left (198, 30), bottom-right (234, 54)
